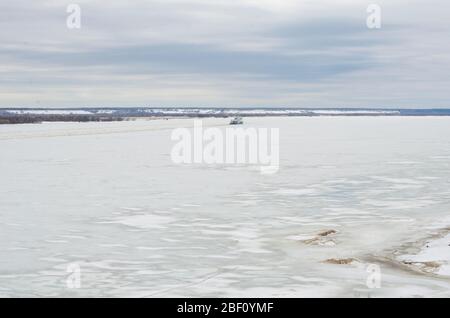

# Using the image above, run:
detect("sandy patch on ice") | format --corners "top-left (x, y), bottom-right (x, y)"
top-left (288, 229), bottom-right (338, 246)
top-left (397, 231), bottom-right (450, 277)
top-left (323, 258), bottom-right (359, 265)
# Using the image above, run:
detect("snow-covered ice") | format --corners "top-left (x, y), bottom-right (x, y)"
top-left (0, 116), bottom-right (450, 297)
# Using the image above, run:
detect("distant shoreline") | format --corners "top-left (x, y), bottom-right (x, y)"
top-left (1, 108), bottom-right (450, 124)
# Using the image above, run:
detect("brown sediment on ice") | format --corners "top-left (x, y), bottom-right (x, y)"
top-left (301, 229), bottom-right (338, 246)
top-left (318, 230), bottom-right (337, 237)
top-left (373, 256), bottom-right (447, 278)
top-left (402, 261), bottom-right (441, 270)
top-left (323, 258), bottom-right (358, 265)
top-left (374, 227), bottom-right (450, 278)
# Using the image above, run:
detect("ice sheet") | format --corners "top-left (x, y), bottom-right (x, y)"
top-left (1, 117), bottom-right (450, 297)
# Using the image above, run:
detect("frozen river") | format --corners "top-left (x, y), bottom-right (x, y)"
top-left (0, 117), bottom-right (449, 297)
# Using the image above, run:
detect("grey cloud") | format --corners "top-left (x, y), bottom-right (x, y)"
top-left (0, 0), bottom-right (449, 107)
top-left (2, 41), bottom-right (376, 82)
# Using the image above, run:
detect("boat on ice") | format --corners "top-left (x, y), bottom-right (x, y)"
top-left (229, 116), bottom-right (244, 125)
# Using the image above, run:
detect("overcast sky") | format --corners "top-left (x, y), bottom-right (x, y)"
top-left (0, 0), bottom-right (449, 108)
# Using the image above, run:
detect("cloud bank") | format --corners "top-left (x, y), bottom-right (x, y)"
top-left (0, 0), bottom-right (449, 107)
